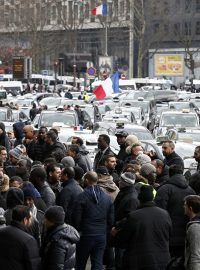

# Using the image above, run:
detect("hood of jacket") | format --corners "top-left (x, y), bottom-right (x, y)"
top-left (13, 121), bottom-right (25, 139)
top-left (187, 214), bottom-right (200, 230)
top-left (6, 187), bottom-right (24, 209)
top-left (0, 174), bottom-right (9, 193)
top-left (167, 174), bottom-right (188, 189)
top-left (84, 185), bottom-right (105, 204)
top-left (48, 224), bottom-right (80, 244)
top-left (97, 175), bottom-right (119, 193)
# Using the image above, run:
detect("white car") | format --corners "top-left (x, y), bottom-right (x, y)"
top-left (154, 110), bottom-right (200, 137)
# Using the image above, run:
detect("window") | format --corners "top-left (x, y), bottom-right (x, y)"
top-left (175, 0), bottom-right (181, 9)
top-left (174, 23), bottom-right (181, 34)
top-left (185, 0), bottom-right (192, 12)
top-left (164, 1), bottom-right (170, 15)
top-left (164, 24), bottom-right (169, 34)
top-left (154, 23), bottom-right (160, 33)
top-left (196, 21), bottom-right (200, 34)
top-left (119, 1), bottom-right (125, 16)
top-left (184, 22), bottom-right (191, 35)
top-left (197, 0), bottom-right (200, 12)
top-left (51, 5), bottom-right (56, 21)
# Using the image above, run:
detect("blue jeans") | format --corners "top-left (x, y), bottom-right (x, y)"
top-left (76, 235), bottom-right (106, 270)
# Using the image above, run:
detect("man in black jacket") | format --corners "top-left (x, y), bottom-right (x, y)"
top-left (67, 144), bottom-right (87, 173)
top-left (41, 206), bottom-right (79, 270)
top-left (155, 164), bottom-right (195, 258)
top-left (113, 185), bottom-right (172, 270)
top-left (0, 205), bottom-right (41, 270)
top-left (162, 140), bottom-right (184, 169)
top-left (93, 134), bottom-right (115, 170)
top-left (44, 130), bottom-right (66, 162)
top-left (72, 171), bottom-right (114, 270)
top-left (56, 166), bottom-right (83, 224)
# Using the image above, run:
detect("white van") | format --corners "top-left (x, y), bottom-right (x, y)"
top-left (0, 89), bottom-right (7, 105)
top-left (0, 81), bottom-right (23, 96)
top-left (91, 79), bottom-right (136, 91)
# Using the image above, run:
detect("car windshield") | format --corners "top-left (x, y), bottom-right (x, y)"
top-left (161, 114), bottom-right (198, 127)
top-left (40, 112), bottom-right (76, 126)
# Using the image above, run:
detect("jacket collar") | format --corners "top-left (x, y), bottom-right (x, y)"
top-left (11, 220), bottom-right (29, 233)
top-left (62, 178), bottom-right (74, 187)
top-left (138, 201), bottom-right (156, 209)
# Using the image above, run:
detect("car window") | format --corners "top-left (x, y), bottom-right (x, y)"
top-left (161, 114), bottom-right (198, 127)
top-left (40, 112), bottom-right (76, 127)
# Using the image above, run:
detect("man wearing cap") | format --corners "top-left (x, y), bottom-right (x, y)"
top-left (4, 147), bottom-right (23, 178)
top-left (115, 130), bottom-right (129, 161)
top-left (41, 206), bottom-right (80, 270)
top-left (113, 171), bottom-right (139, 270)
top-left (96, 166), bottom-right (119, 202)
top-left (113, 185), bottom-right (172, 270)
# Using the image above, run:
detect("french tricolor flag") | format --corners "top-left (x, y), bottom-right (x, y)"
top-left (93, 72), bottom-right (119, 100)
top-left (91, 3), bottom-right (108, 16)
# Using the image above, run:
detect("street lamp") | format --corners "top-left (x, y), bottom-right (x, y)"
top-left (54, 61), bottom-right (58, 92)
top-left (73, 64), bottom-right (77, 89)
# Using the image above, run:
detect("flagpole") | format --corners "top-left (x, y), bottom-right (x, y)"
top-left (105, 11), bottom-right (108, 56)
top-left (129, 0), bottom-right (134, 79)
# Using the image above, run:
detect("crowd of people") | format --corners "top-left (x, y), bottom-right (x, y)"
top-left (0, 122), bottom-right (200, 270)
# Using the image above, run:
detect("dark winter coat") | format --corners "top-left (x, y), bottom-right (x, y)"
top-left (114, 202), bottom-right (172, 270)
top-left (30, 107), bottom-right (38, 121)
top-left (0, 220), bottom-right (41, 270)
top-left (156, 164), bottom-right (169, 184)
top-left (72, 185), bottom-right (114, 235)
top-left (74, 153), bottom-right (87, 173)
top-left (56, 178), bottom-right (83, 225)
top-left (189, 171), bottom-right (200, 194)
top-left (117, 143), bottom-right (127, 161)
top-left (27, 139), bottom-right (47, 162)
top-left (79, 145), bottom-right (93, 171)
top-left (41, 224), bottom-right (80, 270)
top-left (0, 122), bottom-right (10, 152)
top-left (37, 182), bottom-right (56, 208)
top-left (93, 147), bottom-right (116, 170)
top-left (13, 121), bottom-right (25, 147)
top-left (44, 141), bottom-right (66, 162)
top-left (155, 174), bottom-right (195, 248)
top-left (114, 185), bottom-right (139, 224)
top-left (163, 151), bottom-right (184, 169)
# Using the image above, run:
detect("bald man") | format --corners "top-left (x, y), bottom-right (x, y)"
top-left (23, 125), bottom-right (35, 154)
